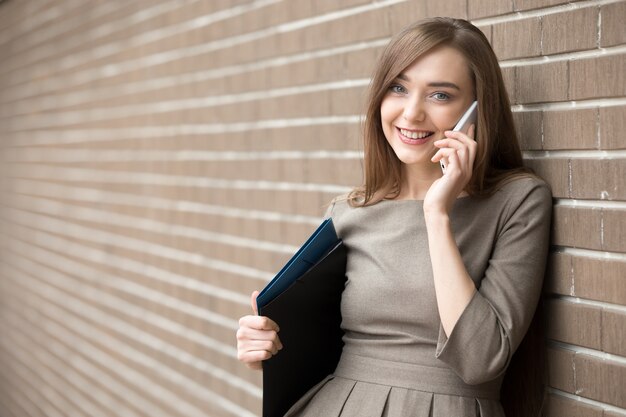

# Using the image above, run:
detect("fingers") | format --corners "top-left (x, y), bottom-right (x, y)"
top-left (250, 290), bottom-right (259, 315)
top-left (236, 321), bottom-right (284, 369)
top-left (237, 326), bottom-right (283, 347)
top-left (444, 123), bottom-right (476, 142)
top-left (431, 147), bottom-right (469, 177)
top-left (433, 126), bottom-right (477, 169)
top-left (238, 350), bottom-right (271, 369)
top-left (239, 314), bottom-right (280, 331)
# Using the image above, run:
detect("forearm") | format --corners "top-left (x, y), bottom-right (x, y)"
top-left (424, 212), bottom-right (476, 337)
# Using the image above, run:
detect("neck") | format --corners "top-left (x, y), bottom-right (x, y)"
top-left (395, 163), bottom-right (442, 200)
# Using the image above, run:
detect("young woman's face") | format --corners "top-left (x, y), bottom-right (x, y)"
top-left (380, 45), bottom-right (475, 169)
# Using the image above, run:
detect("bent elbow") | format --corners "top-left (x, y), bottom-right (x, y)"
top-left (458, 352), bottom-right (510, 386)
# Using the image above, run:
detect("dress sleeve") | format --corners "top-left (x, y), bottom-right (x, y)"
top-left (434, 180), bottom-right (553, 385)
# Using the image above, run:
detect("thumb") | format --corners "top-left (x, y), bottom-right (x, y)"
top-left (250, 290), bottom-right (259, 315)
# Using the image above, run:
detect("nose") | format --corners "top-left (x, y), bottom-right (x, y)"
top-left (402, 96), bottom-right (426, 122)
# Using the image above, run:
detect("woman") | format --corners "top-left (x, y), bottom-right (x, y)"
top-left (236, 17), bottom-right (552, 417)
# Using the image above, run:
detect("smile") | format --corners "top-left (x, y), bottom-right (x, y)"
top-left (397, 127), bottom-right (434, 144)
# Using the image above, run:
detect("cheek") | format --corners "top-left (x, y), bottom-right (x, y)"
top-left (379, 102), bottom-right (395, 136)
top-left (380, 97), bottom-right (400, 124)
top-left (431, 107), bottom-right (459, 131)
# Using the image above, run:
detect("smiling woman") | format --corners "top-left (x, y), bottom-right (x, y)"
top-left (236, 17), bottom-right (552, 417)
top-left (380, 45), bottom-right (475, 184)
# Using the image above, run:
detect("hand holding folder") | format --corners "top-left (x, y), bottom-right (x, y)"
top-left (257, 219), bottom-right (348, 417)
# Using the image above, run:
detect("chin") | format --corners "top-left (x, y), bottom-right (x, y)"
top-left (393, 150), bottom-right (433, 166)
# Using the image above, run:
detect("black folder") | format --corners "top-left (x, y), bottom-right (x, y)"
top-left (257, 220), bottom-right (348, 417)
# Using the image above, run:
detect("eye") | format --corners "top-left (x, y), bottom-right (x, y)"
top-left (388, 83), bottom-right (407, 94)
top-left (432, 92), bottom-right (450, 101)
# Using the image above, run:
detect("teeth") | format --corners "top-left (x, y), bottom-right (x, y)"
top-left (400, 128), bottom-right (431, 139)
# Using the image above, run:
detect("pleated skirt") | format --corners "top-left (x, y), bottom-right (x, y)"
top-left (283, 353), bottom-right (505, 417)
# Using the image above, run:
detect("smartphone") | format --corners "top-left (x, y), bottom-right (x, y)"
top-left (440, 100), bottom-right (478, 174)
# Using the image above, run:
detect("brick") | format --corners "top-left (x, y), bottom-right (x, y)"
top-left (468, 0), bottom-right (513, 20)
top-left (569, 54), bottom-right (626, 100)
top-left (543, 393), bottom-right (603, 417)
top-left (501, 66), bottom-right (517, 103)
top-left (552, 206), bottom-right (602, 250)
top-left (570, 159), bottom-right (626, 200)
top-left (513, 110), bottom-right (542, 150)
top-left (425, 0), bottom-right (466, 19)
top-left (572, 256), bottom-right (626, 305)
top-left (575, 353), bottom-right (626, 408)
top-left (516, 61), bottom-right (568, 103)
top-left (547, 346), bottom-right (575, 392)
top-left (324, 158), bottom-right (362, 187)
top-left (387, 2), bottom-right (427, 29)
top-left (343, 46), bottom-right (385, 79)
top-left (542, 8), bottom-right (598, 55)
top-left (602, 209), bottom-right (626, 253)
top-left (545, 299), bottom-right (602, 350)
top-left (328, 86), bottom-right (368, 116)
top-left (600, 2), bottom-right (626, 47)
top-left (515, 0), bottom-right (572, 10)
top-left (478, 24), bottom-right (493, 44)
top-left (542, 109), bottom-right (598, 150)
top-left (599, 106), bottom-right (626, 150)
top-left (544, 252), bottom-right (572, 296)
top-left (313, 0), bottom-right (373, 13)
top-left (492, 17), bottom-right (542, 60)
top-left (523, 158), bottom-right (569, 198)
top-left (304, 9), bottom-right (393, 51)
top-left (602, 309), bottom-right (626, 357)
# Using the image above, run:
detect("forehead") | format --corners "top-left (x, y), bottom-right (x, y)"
top-left (398, 46), bottom-right (472, 86)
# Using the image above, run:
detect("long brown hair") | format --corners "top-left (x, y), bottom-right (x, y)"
top-left (348, 17), bottom-right (534, 206)
top-left (347, 17), bottom-right (547, 416)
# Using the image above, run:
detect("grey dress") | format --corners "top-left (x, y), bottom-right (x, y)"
top-left (284, 177), bottom-right (552, 417)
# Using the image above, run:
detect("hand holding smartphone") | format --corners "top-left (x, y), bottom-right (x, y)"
top-left (440, 100), bottom-right (478, 174)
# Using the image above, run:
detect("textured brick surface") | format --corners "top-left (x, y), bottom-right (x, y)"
top-left (542, 8), bottom-right (598, 55)
top-left (547, 347), bottom-right (575, 392)
top-left (516, 61), bottom-right (569, 103)
top-left (513, 110), bottom-right (542, 150)
top-left (570, 159), bottom-right (626, 200)
top-left (552, 206), bottom-right (602, 250)
top-left (572, 256), bottom-right (626, 305)
top-left (575, 354), bottom-right (626, 408)
top-left (425, 0), bottom-right (467, 19)
top-left (545, 299), bottom-right (602, 350)
top-left (542, 109), bottom-right (597, 150)
top-left (569, 54), bottom-right (626, 100)
top-left (523, 158), bottom-right (570, 198)
top-left (602, 309), bottom-right (626, 356)
top-left (602, 209), bottom-right (626, 253)
top-left (514, 0), bottom-right (575, 11)
top-left (543, 393), bottom-right (604, 417)
top-left (600, 1), bottom-right (626, 47)
top-left (599, 106), bottom-right (626, 150)
top-left (492, 17), bottom-right (542, 60)
top-left (544, 251), bottom-right (572, 296)
top-left (468, 0), bottom-right (513, 19)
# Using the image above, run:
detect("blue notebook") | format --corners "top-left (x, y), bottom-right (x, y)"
top-left (256, 218), bottom-right (340, 311)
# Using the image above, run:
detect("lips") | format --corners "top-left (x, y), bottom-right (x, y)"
top-left (396, 127), bottom-right (434, 145)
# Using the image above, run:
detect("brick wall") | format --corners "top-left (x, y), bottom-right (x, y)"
top-left (0, 1), bottom-right (624, 416)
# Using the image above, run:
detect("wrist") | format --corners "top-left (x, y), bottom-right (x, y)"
top-left (424, 210), bottom-right (451, 228)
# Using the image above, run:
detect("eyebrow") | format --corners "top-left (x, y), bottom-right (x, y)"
top-left (396, 73), bottom-right (461, 91)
